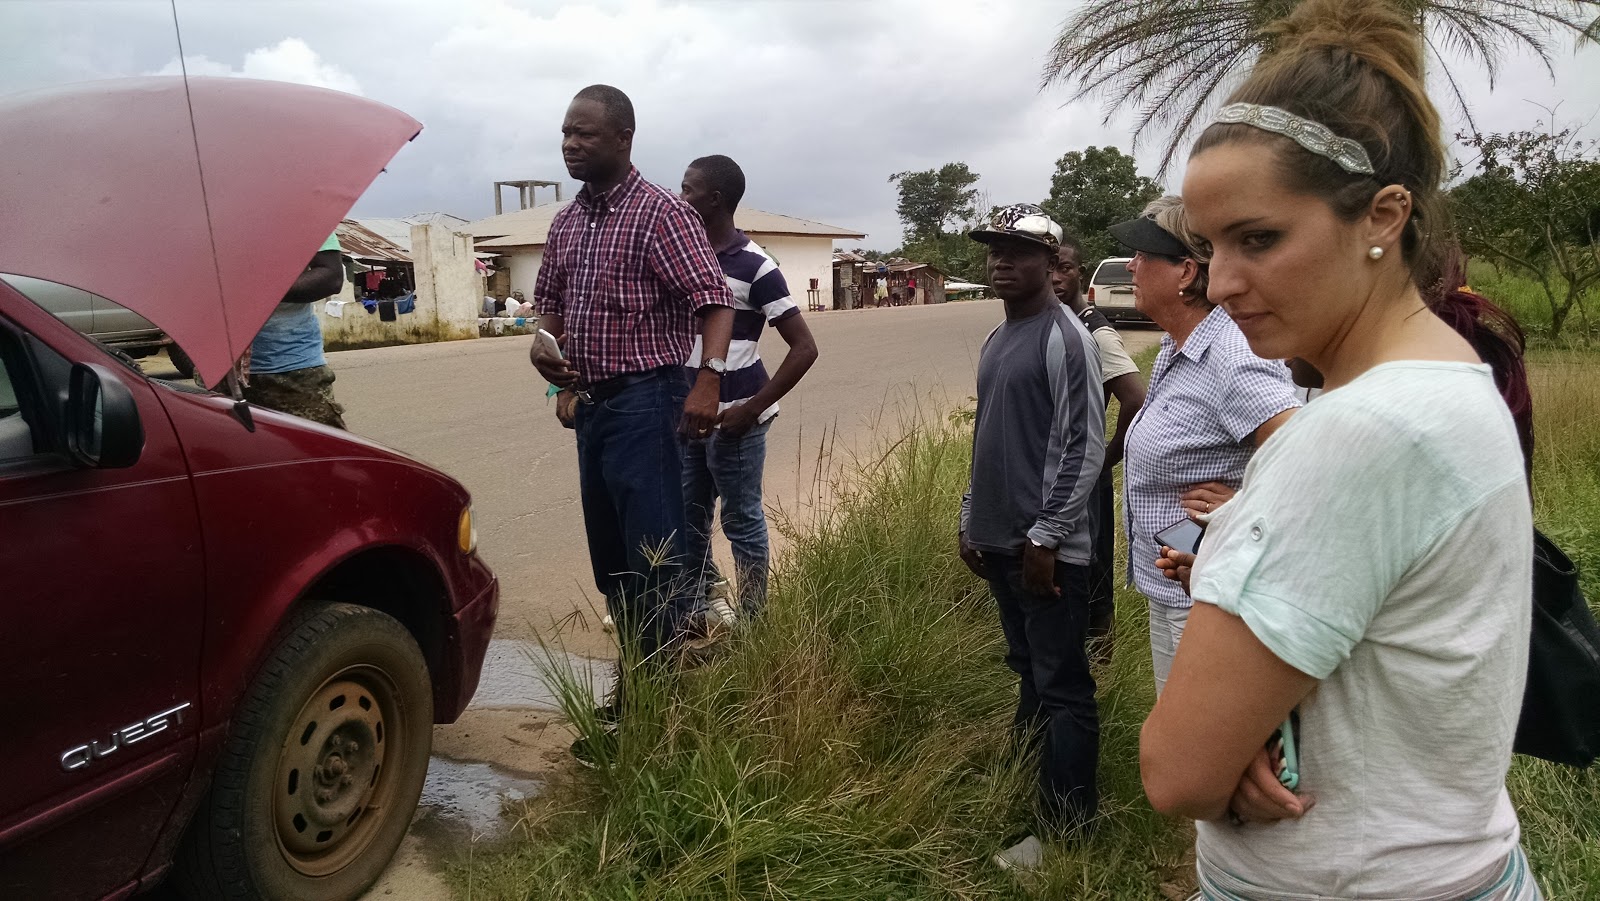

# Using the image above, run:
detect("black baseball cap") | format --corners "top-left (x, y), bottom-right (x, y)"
top-left (1108, 215), bottom-right (1191, 259)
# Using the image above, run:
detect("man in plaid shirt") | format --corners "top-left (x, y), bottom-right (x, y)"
top-left (531, 85), bottom-right (735, 689)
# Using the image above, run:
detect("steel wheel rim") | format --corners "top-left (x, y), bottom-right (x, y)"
top-left (272, 664), bottom-right (404, 877)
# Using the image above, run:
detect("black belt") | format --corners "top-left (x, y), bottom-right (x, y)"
top-left (576, 367), bottom-right (669, 404)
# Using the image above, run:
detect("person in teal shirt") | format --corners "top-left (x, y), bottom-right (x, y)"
top-left (244, 233), bottom-right (347, 427)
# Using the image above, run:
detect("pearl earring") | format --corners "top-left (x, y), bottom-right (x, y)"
top-left (1368, 246), bottom-right (1384, 260)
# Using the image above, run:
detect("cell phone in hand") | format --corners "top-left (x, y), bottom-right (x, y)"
top-left (534, 328), bottom-right (563, 361)
top-left (1273, 710), bottom-right (1302, 791)
top-left (535, 328), bottom-right (564, 398)
top-left (1154, 517), bottom-right (1205, 555)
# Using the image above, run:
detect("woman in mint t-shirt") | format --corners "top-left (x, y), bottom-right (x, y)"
top-left (1138, 2), bottom-right (1540, 899)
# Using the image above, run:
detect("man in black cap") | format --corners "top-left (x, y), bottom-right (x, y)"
top-left (1051, 236), bottom-right (1146, 667)
top-left (957, 203), bottom-right (1106, 868)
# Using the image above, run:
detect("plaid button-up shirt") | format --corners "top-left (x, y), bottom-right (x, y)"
top-left (533, 167), bottom-right (733, 383)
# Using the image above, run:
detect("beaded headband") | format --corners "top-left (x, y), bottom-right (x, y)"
top-left (1213, 103), bottom-right (1375, 176)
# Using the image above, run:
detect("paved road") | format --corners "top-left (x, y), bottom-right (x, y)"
top-left (336, 299), bottom-right (1158, 657)
top-left (337, 301), bottom-right (1158, 897)
top-left (149, 301), bottom-right (1159, 898)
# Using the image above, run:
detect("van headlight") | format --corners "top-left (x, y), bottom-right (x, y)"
top-left (457, 506), bottom-right (478, 555)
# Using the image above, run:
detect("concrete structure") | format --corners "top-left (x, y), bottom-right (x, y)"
top-left (317, 220), bottom-right (412, 349)
top-left (465, 201), bottom-right (865, 310)
top-left (493, 179), bottom-right (561, 213)
top-left (410, 223), bottom-right (481, 343)
top-left (316, 221), bottom-right (479, 350)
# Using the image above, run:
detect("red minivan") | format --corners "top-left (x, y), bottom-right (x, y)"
top-left (0, 78), bottom-right (498, 900)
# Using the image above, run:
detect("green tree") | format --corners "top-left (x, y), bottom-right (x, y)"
top-left (1040, 146), bottom-right (1163, 267)
top-left (898, 232), bottom-right (990, 283)
top-left (1041, 0), bottom-right (1600, 175)
top-left (850, 247), bottom-right (891, 262)
top-left (1452, 127), bottom-right (1600, 340)
top-left (889, 163), bottom-right (981, 243)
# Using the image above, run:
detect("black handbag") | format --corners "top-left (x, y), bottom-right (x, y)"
top-left (1513, 529), bottom-right (1600, 767)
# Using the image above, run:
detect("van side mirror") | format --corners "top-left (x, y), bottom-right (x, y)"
top-left (67, 363), bottom-right (143, 468)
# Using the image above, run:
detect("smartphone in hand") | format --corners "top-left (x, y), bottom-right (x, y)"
top-left (535, 328), bottom-right (565, 398)
top-left (1272, 711), bottom-right (1302, 791)
top-left (1155, 517), bottom-right (1205, 555)
top-left (534, 328), bottom-right (563, 361)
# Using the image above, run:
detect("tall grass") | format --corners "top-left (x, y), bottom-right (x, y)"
top-left (1509, 349), bottom-right (1600, 897)
top-left (450, 404), bottom-right (1193, 899)
top-left (1467, 261), bottom-right (1599, 346)
top-left (451, 350), bottom-right (1600, 899)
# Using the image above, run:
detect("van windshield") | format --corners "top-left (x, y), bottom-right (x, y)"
top-left (1091, 263), bottom-right (1134, 286)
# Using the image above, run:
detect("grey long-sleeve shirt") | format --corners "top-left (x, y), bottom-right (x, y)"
top-left (960, 305), bottom-right (1105, 564)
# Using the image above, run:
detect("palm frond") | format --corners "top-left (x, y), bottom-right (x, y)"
top-left (1040, 0), bottom-right (1600, 180)
top-left (1425, 29), bottom-right (1484, 140)
top-left (1135, 44), bottom-right (1258, 175)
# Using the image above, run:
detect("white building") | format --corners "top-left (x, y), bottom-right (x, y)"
top-left (464, 201), bottom-right (865, 310)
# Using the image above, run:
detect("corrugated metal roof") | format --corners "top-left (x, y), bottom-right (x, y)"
top-left (352, 212), bottom-right (470, 253)
top-left (335, 219), bottom-right (411, 262)
top-left (467, 200), bottom-right (865, 249)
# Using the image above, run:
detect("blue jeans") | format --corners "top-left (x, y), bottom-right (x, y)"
top-left (682, 414), bottom-right (772, 616)
top-left (573, 368), bottom-right (691, 661)
top-left (987, 553), bottom-right (1099, 834)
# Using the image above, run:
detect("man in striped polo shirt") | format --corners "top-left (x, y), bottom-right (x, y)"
top-left (679, 155), bottom-right (819, 628)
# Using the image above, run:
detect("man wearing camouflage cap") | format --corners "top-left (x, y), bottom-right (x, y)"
top-left (957, 204), bottom-right (1106, 868)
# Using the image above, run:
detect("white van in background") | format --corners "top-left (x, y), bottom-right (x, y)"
top-left (1086, 257), bottom-right (1147, 324)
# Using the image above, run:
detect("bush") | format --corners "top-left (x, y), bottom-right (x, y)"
top-left (1467, 262), bottom-right (1600, 346)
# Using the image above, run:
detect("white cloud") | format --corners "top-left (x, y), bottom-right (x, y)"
top-left (153, 38), bottom-right (363, 95)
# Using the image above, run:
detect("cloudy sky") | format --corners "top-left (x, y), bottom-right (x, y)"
top-left (6, 0), bottom-right (1598, 249)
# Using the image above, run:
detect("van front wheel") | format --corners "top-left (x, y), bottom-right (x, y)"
top-left (173, 602), bottom-right (433, 901)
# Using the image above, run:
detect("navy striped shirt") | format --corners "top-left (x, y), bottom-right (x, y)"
top-left (684, 231), bottom-right (798, 423)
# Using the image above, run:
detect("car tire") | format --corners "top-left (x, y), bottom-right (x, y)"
top-left (167, 344), bottom-right (196, 380)
top-left (172, 602), bottom-right (433, 901)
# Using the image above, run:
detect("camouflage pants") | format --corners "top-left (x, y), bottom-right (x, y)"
top-left (243, 365), bottom-right (346, 429)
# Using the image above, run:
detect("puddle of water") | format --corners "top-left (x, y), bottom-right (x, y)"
top-left (404, 640), bottom-right (610, 846)
top-left (469, 638), bottom-right (615, 711)
top-left (415, 757), bottom-right (543, 842)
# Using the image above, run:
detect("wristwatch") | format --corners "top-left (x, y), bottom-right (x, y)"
top-left (701, 357), bottom-right (727, 376)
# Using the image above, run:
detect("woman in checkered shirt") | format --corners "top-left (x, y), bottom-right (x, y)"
top-left (1112, 197), bottom-right (1300, 697)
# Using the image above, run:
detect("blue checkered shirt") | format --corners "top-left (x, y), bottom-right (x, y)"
top-left (1123, 306), bottom-right (1300, 607)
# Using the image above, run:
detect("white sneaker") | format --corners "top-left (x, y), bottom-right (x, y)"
top-left (992, 834), bottom-right (1045, 872)
top-left (706, 596), bottom-right (738, 630)
top-left (601, 614), bottom-right (615, 634)
top-left (707, 577), bottom-right (733, 601)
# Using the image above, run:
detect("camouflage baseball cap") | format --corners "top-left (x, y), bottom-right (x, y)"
top-left (970, 203), bottom-right (1063, 250)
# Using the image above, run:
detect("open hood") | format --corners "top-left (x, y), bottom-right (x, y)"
top-left (0, 76), bottom-right (421, 387)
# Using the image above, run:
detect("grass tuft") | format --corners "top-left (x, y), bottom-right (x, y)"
top-left (451, 348), bottom-right (1600, 899)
